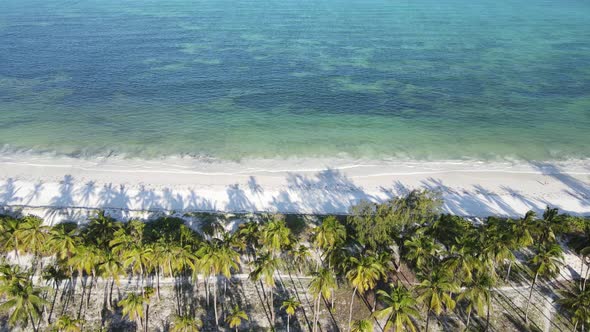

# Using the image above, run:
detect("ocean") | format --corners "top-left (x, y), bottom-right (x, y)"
top-left (1, 0), bottom-right (589, 161)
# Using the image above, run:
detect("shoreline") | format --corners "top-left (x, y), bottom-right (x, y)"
top-left (1, 153), bottom-right (589, 223)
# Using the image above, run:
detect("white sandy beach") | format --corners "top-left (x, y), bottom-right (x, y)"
top-left (0, 153), bottom-right (589, 223)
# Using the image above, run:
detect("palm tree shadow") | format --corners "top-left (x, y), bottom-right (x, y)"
top-left (248, 176), bottom-right (263, 195)
top-left (226, 184), bottom-right (255, 212)
top-left (473, 184), bottom-right (522, 217)
top-left (0, 177), bottom-right (20, 205)
top-left (45, 175), bottom-right (76, 222)
top-left (279, 168), bottom-right (373, 214)
top-left (421, 177), bottom-right (494, 217)
top-left (530, 161), bottom-right (590, 208)
top-left (22, 180), bottom-right (44, 205)
top-left (77, 180), bottom-right (96, 205)
top-left (504, 312), bottom-right (533, 332)
top-left (99, 183), bottom-right (131, 219)
top-left (135, 185), bottom-right (162, 211)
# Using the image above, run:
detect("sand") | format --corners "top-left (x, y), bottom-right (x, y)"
top-left (0, 153), bottom-right (589, 223)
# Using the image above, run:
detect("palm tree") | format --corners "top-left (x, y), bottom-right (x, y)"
top-left (345, 255), bottom-right (385, 330)
top-left (529, 207), bottom-right (567, 246)
top-left (0, 264), bottom-right (29, 289)
top-left (98, 250), bottom-right (123, 309)
top-left (226, 305), bottom-right (249, 331)
top-left (350, 319), bottom-right (374, 332)
top-left (47, 223), bottom-right (79, 264)
top-left (42, 265), bottom-right (69, 324)
top-left (403, 233), bottom-right (443, 272)
top-left (14, 215), bottom-right (48, 271)
top-left (292, 244), bottom-right (311, 273)
top-left (502, 216), bottom-right (535, 281)
top-left (373, 282), bottom-right (420, 332)
top-left (198, 240), bottom-right (240, 327)
top-left (309, 268), bottom-right (337, 332)
top-left (557, 286), bottom-right (590, 331)
top-left (68, 244), bottom-right (100, 318)
top-left (250, 252), bottom-right (282, 324)
top-left (1, 216), bottom-right (24, 264)
top-left (442, 240), bottom-right (479, 284)
top-left (416, 267), bottom-right (459, 331)
top-left (457, 269), bottom-right (495, 330)
top-left (237, 220), bottom-right (260, 262)
top-left (86, 210), bottom-right (122, 249)
top-left (122, 243), bottom-right (154, 292)
top-left (281, 297), bottom-right (301, 332)
top-left (51, 315), bottom-right (84, 332)
top-left (313, 216), bottom-right (346, 255)
top-left (482, 222), bottom-right (516, 281)
top-left (170, 314), bottom-right (203, 332)
top-left (525, 243), bottom-right (564, 323)
top-left (118, 292), bottom-right (146, 331)
top-left (153, 241), bottom-right (175, 300)
top-left (143, 286), bottom-right (155, 332)
top-left (261, 217), bottom-right (291, 256)
top-left (0, 276), bottom-right (47, 331)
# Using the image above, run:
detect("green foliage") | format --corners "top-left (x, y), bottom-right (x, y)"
top-left (373, 282), bottom-right (420, 332)
top-left (225, 305), bottom-right (248, 330)
top-left (416, 267), bottom-right (459, 316)
top-left (312, 215), bottom-right (346, 252)
top-left (170, 314), bottom-right (203, 332)
top-left (427, 214), bottom-right (474, 248)
top-left (348, 189), bottom-right (442, 249)
top-left (0, 201), bottom-right (586, 331)
top-left (0, 270), bottom-right (47, 329)
top-left (309, 268), bottom-right (337, 301)
top-left (281, 297), bottom-right (301, 317)
top-left (350, 319), bottom-right (373, 332)
top-left (51, 315), bottom-right (84, 332)
top-left (345, 255), bottom-right (385, 294)
top-left (558, 286), bottom-right (590, 331)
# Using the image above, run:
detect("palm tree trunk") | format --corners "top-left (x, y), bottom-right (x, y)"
top-left (109, 279), bottom-right (115, 308)
top-left (86, 273), bottom-right (95, 311)
top-left (486, 303), bottom-right (490, 331)
top-left (214, 277), bottom-right (219, 326)
top-left (313, 295), bottom-right (320, 332)
top-left (287, 269), bottom-right (312, 331)
top-left (574, 255), bottom-right (584, 290)
top-left (465, 310), bottom-right (471, 330)
top-left (48, 282), bottom-right (59, 324)
top-left (14, 239), bottom-right (21, 265)
top-left (145, 303), bottom-right (150, 332)
top-left (28, 310), bottom-right (38, 332)
top-left (156, 268), bottom-right (161, 301)
top-left (77, 276), bottom-right (87, 319)
top-left (270, 288), bottom-right (275, 325)
top-left (205, 278), bottom-right (210, 306)
top-left (525, 272), bottom-right (538, 323)
top-left (348, 287), bottom-right (357, 332)
top-left (425, 310), bottom-right (430, 332)
top-left (287, 314), bottom-right (290, 332)
top-left (505, 260), bottom-right (513, 282)
top-left (583, 264), bottom-right (589, 291)
top-left (136, 317), bottom-right (143, 332)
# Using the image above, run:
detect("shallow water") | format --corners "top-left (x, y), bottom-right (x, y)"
top-left (1, 0), bottom-right (589, 160)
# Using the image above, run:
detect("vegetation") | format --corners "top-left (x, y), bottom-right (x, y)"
top-left (0, 190), bottom-right (588, 331)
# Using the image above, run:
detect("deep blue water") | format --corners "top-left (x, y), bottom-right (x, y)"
top-left (1, 0), bottom-right (589, 160)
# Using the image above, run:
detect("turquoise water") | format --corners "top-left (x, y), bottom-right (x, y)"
top-left (1, 0), bottom-right (589, 160)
